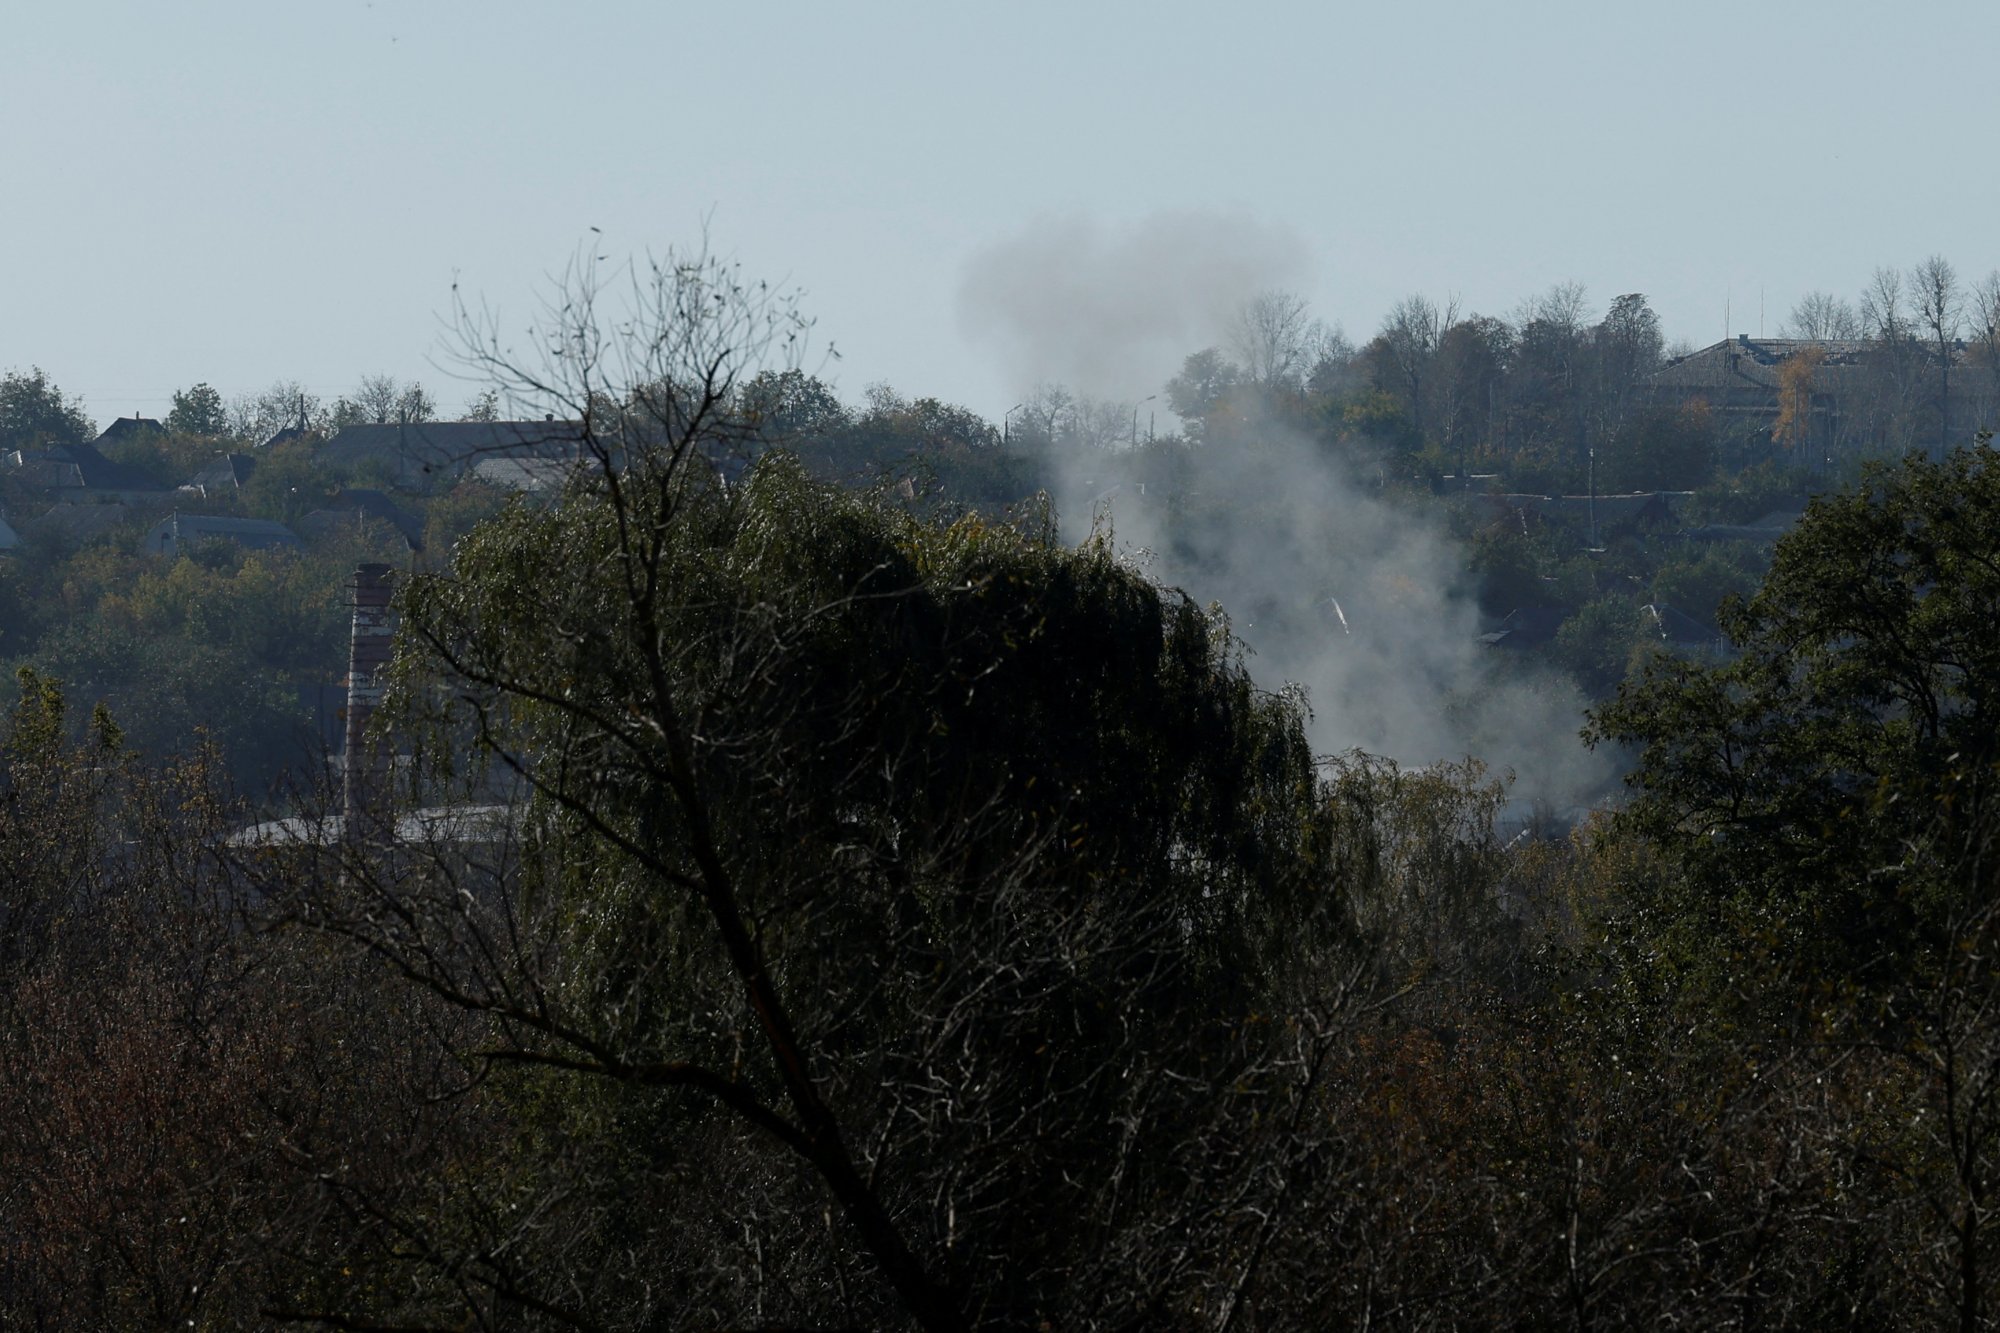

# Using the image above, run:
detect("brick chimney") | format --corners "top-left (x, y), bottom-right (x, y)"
top-left (343, 563), bottom-right (395, 833)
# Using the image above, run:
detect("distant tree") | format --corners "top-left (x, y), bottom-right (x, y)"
top-left (397, 381), bottom-right (435, 423)
top-left (1370, 294), bottom-right (1453, 443)
top-left (1004, 380), bottom-right (1076, 454)
top-left (1773, 344), bottom-right (1827, 454)
top-left (739, 368), bottom-right (849, 442)
top-left (1856, 267), bottom-right (1925, 451)
top-left (1970, 270), bottom-right (2000, 434)
top-left (1604, 401), bottom-right (1714, 491)
top-left (1782, 290), bottom-right (1864, 340)
top-left (1580, 294), bottom-right (1666, 460)
top-left (841, 382), bottom-right (998, 473)
top-left (1649, 544), bottom-right (1761, 627)
top-left (1433, 314), bottom-right (1512, 474)
top-left (229, 381), bottom-right (323, 442)
top-left (346, 373), bottom-right (437, 426)
top-left (0, 367), bottom-right (95, 453)
top-left (1228, 289), bottom-right (1326, 390)
top-left (238, 438), bottom-right (332, 523)
top-left (1552, 595), bottom-right (1643, 697)
top-left (352, 373), bottom-right (400, 424)
top-left (165, 382), bottom-right (228, 437)
top-left (459, 387), bottom-right (501, 422)
top-left (1164, 348), bottom-right (1240, 440)
top-left (1912, 254), bottom-right (1963, 456)
top-left (1594, 295), bottom-right (1664, 390)
top-left (1509, 283), bottom-right (1591, 461)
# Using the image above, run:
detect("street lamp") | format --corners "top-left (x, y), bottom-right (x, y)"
top-left (1002, 402), bottom-right (1023, 447)
top-left (1131, 394), bottom-right (1156, 447)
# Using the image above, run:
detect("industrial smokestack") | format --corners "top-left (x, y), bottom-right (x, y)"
top-left (343, 563), bottom-right (395, 834)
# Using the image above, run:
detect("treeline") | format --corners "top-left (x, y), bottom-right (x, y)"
top-left (0, 369), bottom-right (518, 790)
top-left (14, 255), bottom-right (1991, 789)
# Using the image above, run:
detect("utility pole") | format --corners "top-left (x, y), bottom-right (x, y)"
top-left (1588, 445), bottom-right (1598, 549)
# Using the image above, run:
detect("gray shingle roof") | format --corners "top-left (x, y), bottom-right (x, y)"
top-left (184, 453), bottom-right (257, 493)
top-left (320, 420), bottom-right (581, 487)
top-left (297, 487), bottom-right (425, 550)
top-left (92, 416), bottom-right (165, 447)
top-left (146, 512), bottom-right (303, 556)
top-left (60, 441), bottom-right (165, 493)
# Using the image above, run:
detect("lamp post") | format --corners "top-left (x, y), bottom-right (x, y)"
top-left (1002, 402), bottom-right (1023, 448)
top-left (1131, 394), bottom-right (1156, 447)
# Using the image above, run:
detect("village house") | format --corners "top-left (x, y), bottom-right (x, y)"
top-left (1646, 335), bottom-right (2000, 465)
top-left (182, 453), bottom-right (258, 497)
top-left (144, 512), bottom-right (303, 558)
top-left (317, 418), bottom-right (581, 492)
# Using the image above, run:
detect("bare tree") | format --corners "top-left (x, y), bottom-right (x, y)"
top-left (1969, 270), bottom-right (2000, 433)
top-left (1374, 294), bottom-right (1459, 444)
top-left (1860, 267), bottom-right (1923, 452)
top-left (1229, 289), bottom-right (1327, 391)
top-left (227, 380), bottom-right (324, 443)
top-left (1783, 290), bottom-right (1864, 340)
top-left (346, 373), bottom-right (439, 426)
top-left (1913, 255), bottom-right (1964, 455)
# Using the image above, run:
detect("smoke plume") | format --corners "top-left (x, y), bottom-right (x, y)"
top-left (1071, 431), bottom-right (1617, 813)
top-left (957, 211), bottom-right (1310, 402)
top-left (962, 214), bottom-right (1617, 813)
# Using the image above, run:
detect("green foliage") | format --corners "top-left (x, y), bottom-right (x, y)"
top-left (166, 382), bottom-right (228, 437)
top-left (97, 422), bottom-right (209, 488)
top-left (238, 438), bottom-right (335, 521)
top-left (1604, 403), bottom-right (1716, 491)
top-left (1591, 445), bottom-right (2000, 972)
top-left (1465, 521), bottom-right (1552, 615)
top-left (1685, 456), bottom-right (1812, 524)
top-left (413, 453), bottom-right (1321, 924)
top-left (390, 448), bottom-right (1341, 1323)
top-left (0, 366), bottom-right (94, 452)
top-left (1552, 594), bottom-right (1645, 696)
top-left (1650, 544), bottom-right (1763, 625)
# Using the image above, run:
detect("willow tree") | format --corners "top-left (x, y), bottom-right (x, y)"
top-left (316, 247), bottom-right (1361, 1330)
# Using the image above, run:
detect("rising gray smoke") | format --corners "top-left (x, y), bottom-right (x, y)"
top-left (956, 211), bottom-right (1310, 402)
top-left (959, 216), bottom-right (1618, 813)
top-left (1071, 429), bottom-right (1617, 813)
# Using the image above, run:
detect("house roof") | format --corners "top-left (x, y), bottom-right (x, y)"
top-left (1642, 603), bottom-right (1721, 646)
top-left (470, 455), bottom-right (576, 494)
top-left (93, 416), bottom-right (165, 446)
top-left (185, 452), bottom-right (257, 493)
top-left (297, 487), bottom-right (425, 550)
top-left (3, 450), bottom-right (83, 489)
top-left (1478, 605), bottom-right (1567, 648)
top-left (1540, 493), bottom-right (1679, 527)
top-left (150, 512), bottom-right (302, 551)
top-left (321, 419), bottom-right (581, 484)
top-left (29, 502), bottom-right (132, 542)
top-left (1683, 507), bottom-right (1803, 543)
top-left (1646, 336), bottom-right (1952, 395)
top-left (60, 441), bottom-right (166, 492)
top-left (259, 424), bottom-right (318, 449)
top-left (1474, 492), bottom-right (1680, 530)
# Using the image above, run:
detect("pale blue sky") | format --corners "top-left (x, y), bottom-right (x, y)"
top-left (5, 0), bottom-right (1996, 425)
